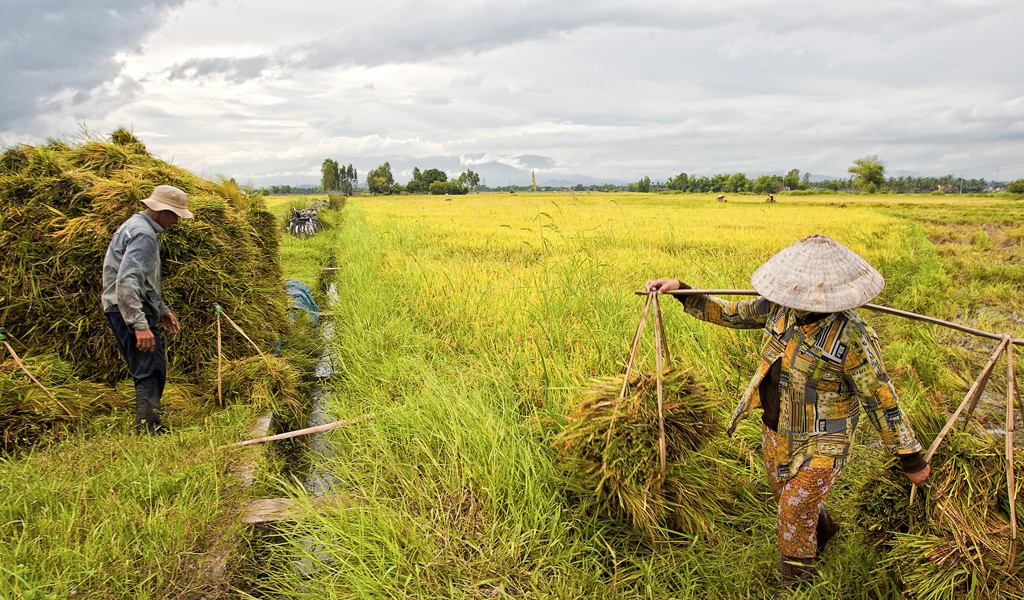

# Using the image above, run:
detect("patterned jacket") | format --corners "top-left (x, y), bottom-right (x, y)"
top-left (679, 294), bottom-right (924, 479)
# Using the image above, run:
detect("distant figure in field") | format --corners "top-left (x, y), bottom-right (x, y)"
top-left (716, 194), bottom-right (726, 202)
top-left (838, 203), bottom-right (847, 209)
top-left (102, 185), bottom-right (193, 434)
top-left (445, 193), bottom-right (451, 201)
top-left (767, 194), bottom-right (775, 203)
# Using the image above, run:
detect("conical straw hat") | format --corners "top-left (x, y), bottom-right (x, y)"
top-left (750, 234), bottom-right (884, 312)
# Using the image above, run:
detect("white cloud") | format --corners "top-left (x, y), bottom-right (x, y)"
top-left (2, 0), bottom-right (1023, 182)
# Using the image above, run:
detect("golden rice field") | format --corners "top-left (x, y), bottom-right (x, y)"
top-left (2, 185), bottom-right (1021, 599)
top-left (247, 191), bottom-right (1024, 599)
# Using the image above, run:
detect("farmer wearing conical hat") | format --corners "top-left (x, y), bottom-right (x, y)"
top-left (101, 185), bottom-right (194, 434)
top-left (647, 234), bottom-right (930, 586)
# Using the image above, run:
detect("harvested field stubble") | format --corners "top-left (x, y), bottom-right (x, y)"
top-left (0, 129), bottom-right (311, 439)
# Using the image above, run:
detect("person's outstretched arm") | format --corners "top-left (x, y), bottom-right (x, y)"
top-left (646, 278), bottom-right (770, 330)
top-left (845, 322), bottom-right (930, 487)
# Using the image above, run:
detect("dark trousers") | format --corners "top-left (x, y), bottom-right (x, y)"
top-left (106, 311), bottom-right (166, 432)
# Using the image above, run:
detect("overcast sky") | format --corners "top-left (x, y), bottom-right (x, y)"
top-left (3, 0), bottom-right (1023, 186)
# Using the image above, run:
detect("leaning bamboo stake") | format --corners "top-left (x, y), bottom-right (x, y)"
top-left (926, 337), bottom-right (1008, 463)
top-left (908, 337), bottom-right (1009, 524)
top-left (215, 306), bottom-right (223, 407)
top-left (639, 289), bottom-right (1024, 346)
top-left (226, 413), bottom-right (374, 448)
top-left (1005, 337), bottom-right (1018, 567)
top-left (215, 304), bottom-right (272, 370)
top-left (1, 335), bottom-right (74, 417)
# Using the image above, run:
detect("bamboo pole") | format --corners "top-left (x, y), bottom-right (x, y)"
top-left (215, 307), bottom-right (223, 407)
top-left (1005, 337), bottom-right (1018, 567)
top-left (653, 293), bottom-right (668, 480)
top-left (226, 413), bottom-right (374, 448)
top-left (637, 289), bottom-right (1024, 346)
top-left (2, 339), bottom-right (74, 417)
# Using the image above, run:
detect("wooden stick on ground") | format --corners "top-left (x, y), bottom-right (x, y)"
top-left (2, 340), bottom-right (73, 417)
top-left (1005, 337), bottom-right (1018, 568)
top-left (226, 413), bottom-right (374, 448)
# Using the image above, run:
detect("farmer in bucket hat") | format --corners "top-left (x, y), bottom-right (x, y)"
top-left (101, 185), bottom-right (193, 434)
top-left (647, 234), bottom-right (930, 587)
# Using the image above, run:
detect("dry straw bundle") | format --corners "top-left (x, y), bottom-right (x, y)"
top-left (557, 293), bottom-right (758, 537)
top-left (0, 129), bottom-right (310, 441)
top-left (0, 354), bottom-right (122, 450)
top-left (557, 368), bottom-right (722, 533)
top-left (855, 430), bottom-right (1024, 599)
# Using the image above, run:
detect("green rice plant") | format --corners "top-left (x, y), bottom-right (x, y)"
top-left (0, 409), bottom-right (261, 599)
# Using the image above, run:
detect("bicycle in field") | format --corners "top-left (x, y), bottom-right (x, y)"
top-left (286, 200), bottom-right (328, 239)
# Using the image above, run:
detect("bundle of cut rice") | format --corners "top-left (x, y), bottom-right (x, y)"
top-left (0, 129), bottom-right (292, 384)
top-left (556, 368), bottom-right (729, 535)
top-left (0, 129), bottom-right (320, 445)
top-left (0, 354), bottom-right (121, 450)
top-left (854, 429), bottom-right (1024, 599)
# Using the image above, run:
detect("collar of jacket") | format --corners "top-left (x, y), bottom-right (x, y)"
top-left (138, 210), bottom-right (165, 234)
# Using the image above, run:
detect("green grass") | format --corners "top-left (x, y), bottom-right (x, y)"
top-left (0, 408), bottom-right (266, 599)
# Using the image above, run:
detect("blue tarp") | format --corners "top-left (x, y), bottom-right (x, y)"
top-left (286, 279), bottom-right (321, 325)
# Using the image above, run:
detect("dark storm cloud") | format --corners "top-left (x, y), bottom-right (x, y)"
top-left (0, 0), bottom-right (184, 129)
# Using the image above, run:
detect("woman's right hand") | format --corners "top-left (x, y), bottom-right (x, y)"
top-left (645, 279), bottom-right (687, 293)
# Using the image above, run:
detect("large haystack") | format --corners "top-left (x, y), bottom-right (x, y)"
top-left (0, 129), bottom-right (310, 441)
top-left (0, 129), bottom-right (288, 382)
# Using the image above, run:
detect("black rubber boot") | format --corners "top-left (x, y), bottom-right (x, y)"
top-left (780, 555), bottom-right (815, 588)
top-left (135, 378), bottom-right (165, 434)
top-left (816, 506), bottom-right (840, 556)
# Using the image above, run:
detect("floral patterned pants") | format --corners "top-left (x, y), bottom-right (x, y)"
top-left (762, 426), bottom-right (842, 558)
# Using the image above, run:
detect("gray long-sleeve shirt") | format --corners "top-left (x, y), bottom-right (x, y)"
top-left (101, 211), bottom-right (171, 330)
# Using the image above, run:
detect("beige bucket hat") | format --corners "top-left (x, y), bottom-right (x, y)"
top-left (750, 234), bottom-right (884, 313)
top-left (141, 185), bottom-right (194, 219)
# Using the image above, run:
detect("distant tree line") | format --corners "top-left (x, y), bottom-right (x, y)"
top-left (321, 159), bottom-right (358, 195)
top-left (278, 156), bottom-right (1023, 197)
top-left (364, 162), bottom-right (481, 196)
top-left (258, 184), bottom-right (321, 195)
